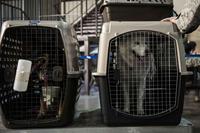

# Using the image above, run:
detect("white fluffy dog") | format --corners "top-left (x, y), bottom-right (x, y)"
top-left (118, 35), bottom-right (156, 114)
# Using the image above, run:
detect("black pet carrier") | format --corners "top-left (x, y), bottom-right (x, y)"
top-left (100, 0), bottom-right (174, 22)
top-left (0, 21), bottom-right (80, 128)
top-left (94, 21), bottom-right (191, 126)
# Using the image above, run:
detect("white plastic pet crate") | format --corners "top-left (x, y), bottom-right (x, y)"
top-left (94, 21), bottom-right (191, 126)
top-left (0, 20), bottom-right (81, 128)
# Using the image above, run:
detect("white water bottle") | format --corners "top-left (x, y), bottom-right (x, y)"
top-left (13, 59), bottom-right (32, 92)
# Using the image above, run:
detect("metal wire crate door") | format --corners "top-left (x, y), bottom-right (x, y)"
top-left (108, 31), bottom-right (179, 117)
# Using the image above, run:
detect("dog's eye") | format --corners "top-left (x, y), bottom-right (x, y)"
top-left (135, 42), bottom-right (140, 45)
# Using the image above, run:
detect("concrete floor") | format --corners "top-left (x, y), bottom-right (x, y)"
top-left (183, 90), bottom-right (200, 133)
top-left (0, 90), bottom-right (199, 133)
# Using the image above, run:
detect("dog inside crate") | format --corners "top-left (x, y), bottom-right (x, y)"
top-left (109, 31), bottom-right (178, 116)
top-left (0, 26), bottom-right (66, 120)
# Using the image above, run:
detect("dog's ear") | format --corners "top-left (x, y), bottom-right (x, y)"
top-left (149, 34), bottom-right (161, 45)
top-left (148, 34), bottom-right (161, 52)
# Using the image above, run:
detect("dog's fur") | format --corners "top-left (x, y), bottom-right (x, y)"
top-left (118, 36), bottom-right (156, 114)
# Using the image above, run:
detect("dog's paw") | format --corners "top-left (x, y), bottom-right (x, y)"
top-left (123, 108), bottom-right (130, 113)
top-left (137, 109), bottom-right (145, 115)
top-left (37, 111), bottom-right (45, 119)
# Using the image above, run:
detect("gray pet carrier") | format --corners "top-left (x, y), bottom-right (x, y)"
top-left (0, 20), bottom-right (81, 128)
top-left (94, 21), bottom-right (192, 126)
